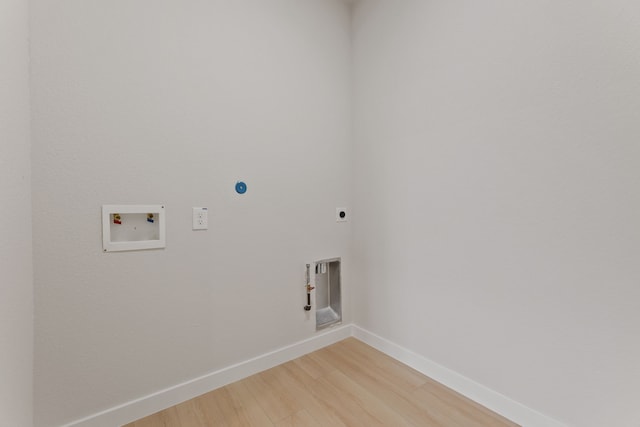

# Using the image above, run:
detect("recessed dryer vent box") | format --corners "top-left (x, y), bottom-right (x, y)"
top-left (315, 258), bottom-right (342, 330)
top-left (102, 205), bottom-right (166, 252)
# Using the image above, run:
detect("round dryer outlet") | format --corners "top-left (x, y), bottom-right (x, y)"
top-left (336, 208), bottom-right (348, 222)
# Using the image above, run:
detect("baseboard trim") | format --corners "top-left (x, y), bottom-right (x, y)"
top-left (351, 325), bottom-right (566, 427)
top-left (63, 324), bottom-right (564, 427)
top-left (62, 325), bottom-right (352, 427)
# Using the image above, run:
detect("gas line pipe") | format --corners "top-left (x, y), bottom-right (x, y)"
top-left (304, 263), bottom-right (314, 311)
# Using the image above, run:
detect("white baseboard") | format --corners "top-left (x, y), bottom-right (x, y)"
top-left (62, 325), bottom-right (352, 427)
top-left (351, 325), bottom-right (566, 427)
top-left (62, 324), bottom-right (564, 427)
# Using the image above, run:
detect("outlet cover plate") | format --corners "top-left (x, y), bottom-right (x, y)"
top-left (193, 207), bottom-right (208, 230)
top-left (336, 207), bottom-right (348, 222)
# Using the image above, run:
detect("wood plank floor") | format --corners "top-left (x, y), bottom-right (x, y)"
top-left (125, 338), bottom-right (519, 427)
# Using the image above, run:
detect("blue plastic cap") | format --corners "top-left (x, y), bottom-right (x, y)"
top-left (235, 181), bottom-right (247, 194)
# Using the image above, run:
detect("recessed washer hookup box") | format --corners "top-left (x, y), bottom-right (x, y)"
top-left (102, 204), bottom-right (166, 252)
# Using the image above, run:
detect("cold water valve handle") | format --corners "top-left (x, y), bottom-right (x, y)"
top-left (304, 264), bottom-right (314, 311)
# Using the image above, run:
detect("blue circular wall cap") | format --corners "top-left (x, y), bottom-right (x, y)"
top-left (235, 181), bottom-right (247, 194)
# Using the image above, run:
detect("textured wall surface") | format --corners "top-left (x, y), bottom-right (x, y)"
top-left (352, 1), bottom-right (640, 426)
top-left (30, 1), bottom-right (352, 425)
top-left (0, 0), bottom-right (33, 425)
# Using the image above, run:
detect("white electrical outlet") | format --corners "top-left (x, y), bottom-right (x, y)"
top-left (192, 207), bottom-right (208, 230)
top-left (336, 207), bottom-right (348, 222)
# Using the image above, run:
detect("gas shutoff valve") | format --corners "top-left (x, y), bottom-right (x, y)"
top-left (304, 264), bottom-right (314, 311)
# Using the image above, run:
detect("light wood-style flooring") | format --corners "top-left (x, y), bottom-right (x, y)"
top-left (125, 338), bottom-right (519, 427)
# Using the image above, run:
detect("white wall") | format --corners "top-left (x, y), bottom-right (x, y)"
top-left (30, 1), bottom-right (352, 425)
top-left (0, 0), bottom-right (33, 425)
top-left (352, 1), bottom-right (640, 426)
